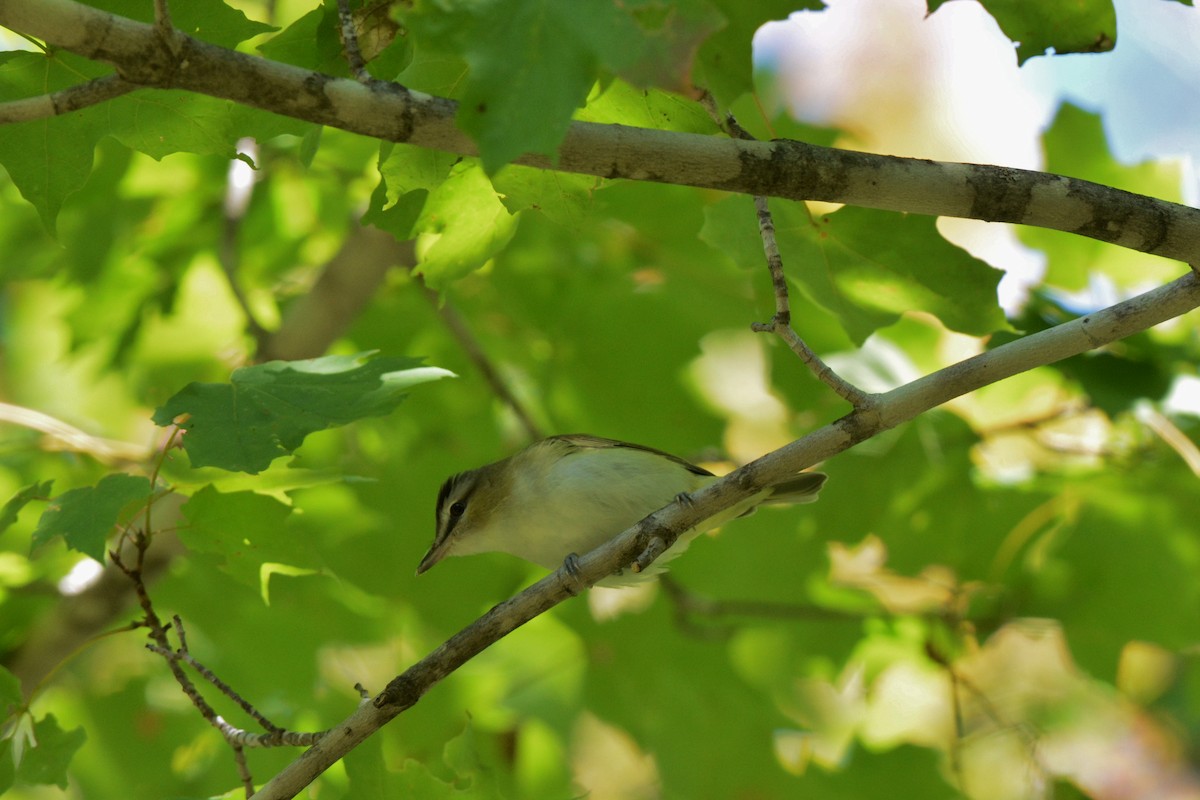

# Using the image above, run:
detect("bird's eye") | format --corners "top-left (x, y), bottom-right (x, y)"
top-left (449, 500), bottom-right (467, 518)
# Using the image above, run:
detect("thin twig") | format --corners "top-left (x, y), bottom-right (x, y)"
top-left (112, 528), bottom-right (332, 795)
top-left (927, 642), bottom-right (1050, 795)
top-left (172, 616), bottom-right (284, 733)
top-left (0, 75), bottom-right (136, 124)
top-left (752, 194), bottom-right (790, 325)
top-left (0, 401), bottom-right (148, 463)
top-left (698, 91), bottom-right (871, 409)
top-left (748, 197), bottom-right (870, 406)
top-left (110, 532), bottom-right (226, 731)
top-left (335, 0), bottom-right (371, 83)
top-left (147, 643), bottom-right (328, 747)
top-left (152, 0), bottom-right (172, 30)
top-left (218, 141), bottom-right (270, 350)
top-left (233, 746), bottom-right (254, 799)
top-left (658, 576), bottom-right (863, 640)
top-left (152, 0), bottom-right (181, 57)
top-left (421, 283), bottom-right (545, 441)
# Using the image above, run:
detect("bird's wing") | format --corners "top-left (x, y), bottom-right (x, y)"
top-left (548, 434), bottom-right (715, 477)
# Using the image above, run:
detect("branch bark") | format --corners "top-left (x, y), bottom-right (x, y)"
top-left (254, 271), bottom-right (1200, 798)
top-left (2, 0), bottom-right (1199, 266)
top-left (0, 74), bottom-right (135, 123)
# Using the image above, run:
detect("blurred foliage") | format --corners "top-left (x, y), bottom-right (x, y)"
top-left (1, 1), bottom-right (1199, 799)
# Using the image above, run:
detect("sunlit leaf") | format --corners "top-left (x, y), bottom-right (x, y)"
top-left (412, 162), bottom-right (519, 287)
top-left (152, 353), bottom-right (454, 473)
top-left (929, 0), bottom-right (1116, 63)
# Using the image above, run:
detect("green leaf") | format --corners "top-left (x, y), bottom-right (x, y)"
top-left (378, 143), bottom-right (460, 202)
top-left (260, 2), bottom-right (409, 79)
top-left (0, 739), bottom-right (11, 794)
top-left (152, 353), bottom-right (454, 473)
top-left (929, 0), bottom-right (1116, 63)
top-left (491, 165), bottom-right (595, 227)
top-left (695, 0), bottom-right (826, 106)
top-left (701, 197), bottom-right (1007, 343)
top-left (105, 89), bottom-right (310, 161)
top-left (0, 665), bottom-right (21, 711)
top-left (615, 0), bottom-right (725, 92)
top-left (413, 161), bottom-right (519, 287)
top-left (1028, 470), bottom-right (1200, 678)
top-left (404, 0), bottom-right (644, 171)
top-left (0, 480), bottom-right (53, 534)
top-left (257, 6), bottom-right (344, 72)
top-left (0, 52), bottom-right (109, 234)
top-left (180, 486), bottom-right (306, 596)
top-left (13, 714), bottom-right (86, 790)
top-left (88, 0), bottom-right (275, 48)
top-left (31, 475), bottom-right (153, 561)
top-left (575, 79), bottom-right (717, 133)
top-left (393, 760), bottom-right (462, 797)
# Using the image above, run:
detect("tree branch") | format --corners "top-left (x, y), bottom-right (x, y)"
top-left (698, 91), bottom-right (871, 406)
top-left (3, 0), bottom-right (1199, 266)
top-left (252, 270), bottom-right (1200, 798)
top-left (746, 194), bottom-right (872, 407)
top-left (0, 74), bottom-right (135, 123)
top-left (257, 226), bottom-right (406, 362)
top-left (421, 286), bottom-right (546, 442)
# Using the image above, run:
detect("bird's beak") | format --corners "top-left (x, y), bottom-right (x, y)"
top-left (416, 538), bottom-right (450, 575)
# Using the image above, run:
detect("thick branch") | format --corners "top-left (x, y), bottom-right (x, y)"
top-left (253, 271), bottom-right (1200, 799)
top-left (3, 0), bottom-right (1199, 264)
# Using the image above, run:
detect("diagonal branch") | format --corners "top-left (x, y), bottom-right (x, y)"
top-left (2, 0), bottom-right (1199, 266)
top-left (252, 270), bottom-right (1200, 799)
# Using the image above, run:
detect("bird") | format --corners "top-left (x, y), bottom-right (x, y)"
top-left (418, 434), bottom-right (827, 586)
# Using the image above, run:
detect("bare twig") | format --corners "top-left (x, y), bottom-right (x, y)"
top-left (110, 532), bottom-right (225, 731)
top-left (0, 74), bottom-right (135, 124)
top-left (335, 0), bottom-right (371, 82)
top-left (218, 141), bottom-right (270, 350)
top-left (699, 92), bottom-right (871, 407)
top-left (146, 637), bottom-right (327, 748)
top-left (927, 641), bottom-right (1050, 795)
top-left (233, 746), bottom-right (254, 799)
top-left (162, 616), bottom-right (285, 735)
top-left (152, 0), bottom-right (181, 57)
top-left (658, 576), bottom-right (862, 639)
top-left (422, 283), bottom-right (545, 441)
top-left (747, 195), bottom-right (873, 407)
top-left (112, 530), bottom-right (331, 794)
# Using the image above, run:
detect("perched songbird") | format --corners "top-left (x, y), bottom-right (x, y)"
top-left (419, 435), bottom-right (827, 586)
